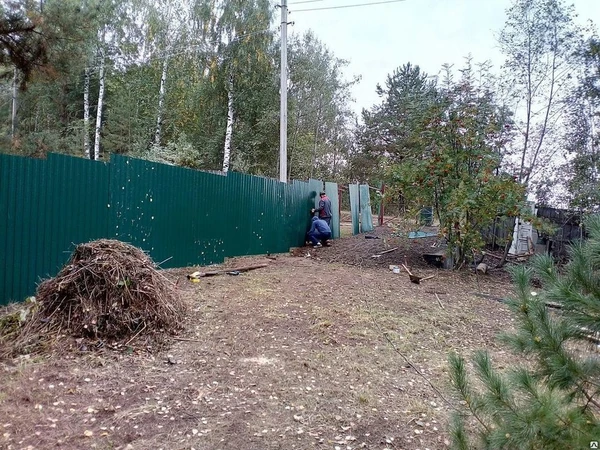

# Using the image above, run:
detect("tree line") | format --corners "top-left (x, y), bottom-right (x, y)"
top-left (0, 0), bottom-right (356, 182)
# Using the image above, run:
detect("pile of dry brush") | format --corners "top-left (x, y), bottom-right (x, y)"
top-left (3, 239), bottom-right (185, 356)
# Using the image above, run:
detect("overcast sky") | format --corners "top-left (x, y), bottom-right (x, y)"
top-left (289, 0), bottom-right (599, 115)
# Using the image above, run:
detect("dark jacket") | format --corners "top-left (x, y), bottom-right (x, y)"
top-left (308, 216), bottom-right (331, 235)
top-left (316, 195), bottom-right (332, 219)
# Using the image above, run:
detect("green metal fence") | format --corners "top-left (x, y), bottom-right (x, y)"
top-left (348, 183), bottom-right (374, 235)
top-left (0, 153), bottom-right (336, 305)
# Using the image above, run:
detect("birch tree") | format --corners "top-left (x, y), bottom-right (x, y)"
top-left (83, 67), bottom-right (91, 158)
top-left (93, 33), bottom-right (106, 160)
top-left (498, 0), bottom-right (582, 189)
top-left (215, 0), bottom-right (274, 173)
top-left (0, 0), bottom-right (358, 179)
top-left (88, 0), bottom-right (141, 160)
top-left (145, 1), bottom-right (182, 147)
top-left (11, 68), bottom-right (18, 141)
top-left (222, 73), bottom-right (234, 172)
top-left (77, 0), bottom-right (105, 159)
top-left (154, 52), bottom-right (170, 146)
top-left (183, 0), bottom-right (277, 173)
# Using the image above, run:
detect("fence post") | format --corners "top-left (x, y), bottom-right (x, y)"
top-left (378, 182), bottom-right (385, 226)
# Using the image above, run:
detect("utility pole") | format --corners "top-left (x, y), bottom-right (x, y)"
top-left (279, 0), bottom-right (288, 183)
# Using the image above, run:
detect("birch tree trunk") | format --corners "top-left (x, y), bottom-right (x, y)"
top-left (94, 47), bottom-right (106, 161)
top-left (222, 73), bottom-right (234, 173)
top-left (83, 67), bottom-right (91, 159)
top-left (154, 54), bottom-right (169, 146)
top-left (11, 68), bottom-right (18, 141)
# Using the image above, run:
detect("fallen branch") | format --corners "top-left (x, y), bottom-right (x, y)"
top-left (124, 323), bottom-right (147, 346)
top-left (373, 247), bottom-right (398, 256)
top-left (545, 302), bottom-right (562, 310)
top-left (190, 263), bottom-right (268, 278)
top-left (471, 292), bottom-right (508, 303)
top-left (419, 275), bottom-right (436, 282)
top-left (484, 251), bottom-right (524, 261)
top-left (435, 293), bottom-right (444, 309)
top-left (482, 251), bottom-right (503, 260)
top-left (577, 327), bottom-right (600, 345)
top-left (172, 337), bottom-right (203, 343)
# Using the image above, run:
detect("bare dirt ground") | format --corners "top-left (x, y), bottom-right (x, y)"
top-left (0, 224), bottom-right (516, 450)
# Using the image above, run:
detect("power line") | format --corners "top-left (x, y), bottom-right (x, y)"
top-left (292, 0), bottom-right (406, 12)
top-left (288, 0), bottom-right (323, 4)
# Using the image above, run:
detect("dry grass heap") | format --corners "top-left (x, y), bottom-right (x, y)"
top-left (4, 239), bottom-right (185, 356)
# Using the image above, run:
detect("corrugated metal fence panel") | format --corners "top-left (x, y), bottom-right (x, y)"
top-left (283, 181), bottom-right (305, 248)
top-left (108, 158), bottom-right (322, 267)
top-left (308, 180), bottom-right (323, 209)
top-left (282, 179), bottom-right (321, 248)
top-left (0, 155), bottom-right (8, 302)
top-left (0, 154), bottom-right (110, 305)
top-left (194, 166), bottom-right (229, 265)
top-left (45, 153), bottom-right (111, 275)
top-left (0, 154), bottom-right (30, 304)
top-left (226, 171), bottom-right (266, 257)
top-left (1, 153), bottom-right (327, 304)
top-left (0, 155), bottom-right (9, 303)
top-left (324, 182), bottom-right (340, 238)
top-left (49, 154), bottom-right (111, 265)
top-left (359, 184), bottom-right (374, 233)
top-left (349, 184), bottom-right (360, 235)
top-left (110, 155), bottom-right (230, 268)
top-left (282, 180), bottom-right (304, 249)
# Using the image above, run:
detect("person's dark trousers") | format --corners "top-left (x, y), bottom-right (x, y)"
top-left (308, 230), bottom-right (331, 245)
top-left (323, 217), bottom-right (332, 227)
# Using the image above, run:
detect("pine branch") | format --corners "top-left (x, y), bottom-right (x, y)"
top-left (448, 353), bottom-right (492, 433)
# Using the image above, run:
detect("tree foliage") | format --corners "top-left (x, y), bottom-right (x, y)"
top-left (498, 0), bottom-right (583, 191)
top-left (384, 61), bottom-right (525, 265)
top-left (351, 63), bottom-right (437, 184)
top-left (449, 215), bottom-right (600, 449)
top-left (559, 37), bottom-right (600, 212)
top-left (287, 31), bottom-right (357, 182)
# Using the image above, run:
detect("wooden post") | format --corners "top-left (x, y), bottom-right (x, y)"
top-left (338, 187), bottom-right (342, 223)
top-left (378, 182), bottom-right (385, 226)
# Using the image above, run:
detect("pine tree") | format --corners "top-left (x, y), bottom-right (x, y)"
top-left (449, 215), bottom-right (600, 449)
